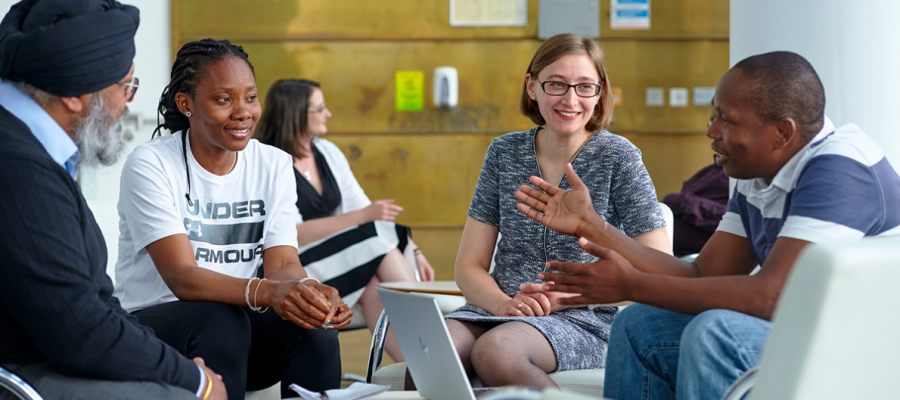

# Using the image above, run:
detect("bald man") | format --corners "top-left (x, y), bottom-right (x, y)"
top-left (515, 51), bottom-right (900, 400)
top-left (0, 1), bottom-right (223, 399)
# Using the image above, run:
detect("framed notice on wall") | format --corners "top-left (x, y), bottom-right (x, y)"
top-left (450, 0), bottom-right (528, 27)
top-left (611, 0), bottom-right (650, 30)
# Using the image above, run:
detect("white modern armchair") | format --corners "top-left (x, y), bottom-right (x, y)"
top-left (723, 237), bottom-right (900, 400)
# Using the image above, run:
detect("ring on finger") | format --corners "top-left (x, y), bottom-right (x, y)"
top-left (517, 302), bottom-right (525, 309)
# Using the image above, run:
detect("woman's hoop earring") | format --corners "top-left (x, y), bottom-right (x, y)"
top-left (185, 111), bottom-right (191, 117)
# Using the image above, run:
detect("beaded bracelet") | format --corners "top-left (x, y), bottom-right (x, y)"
top-left (244, 277), bottom-right (259, 309)
top-left (252, 278), bottom-right (269, 313)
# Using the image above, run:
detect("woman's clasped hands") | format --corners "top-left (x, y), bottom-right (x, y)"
top-left (493, 284), bottom-right (581, 317)
top-left (497, 290), bottom-right (551, 317)
top-left (265, 279), bottom-right (353, 330)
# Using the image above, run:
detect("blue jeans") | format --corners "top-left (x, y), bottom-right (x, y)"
top-left (603, 304), bottom-right (770, 400)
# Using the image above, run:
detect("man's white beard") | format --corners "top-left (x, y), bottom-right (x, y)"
top-left (74, 93), bottom-right (126, 167)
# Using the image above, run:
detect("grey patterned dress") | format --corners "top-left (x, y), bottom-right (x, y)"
top-left (446, 126), bottom-right (665, 371)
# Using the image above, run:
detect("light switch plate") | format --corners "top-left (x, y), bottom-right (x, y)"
top-left (538, 0), bottom-right (600, 39)
top-left (693, 87), bottom-right (716, 106)
top-left (669, 88), bottom-right (688, 107)
top-left (645, 87), bottom-right (664, 106)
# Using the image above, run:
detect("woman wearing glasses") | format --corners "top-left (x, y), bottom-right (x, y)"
top-left (440, 34), bottom-right (671, 388)
top-left (255, 79), bottom-right (435, 362)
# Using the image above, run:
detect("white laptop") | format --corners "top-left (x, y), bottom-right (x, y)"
top-left (378, 288), bottom-right (541, 400)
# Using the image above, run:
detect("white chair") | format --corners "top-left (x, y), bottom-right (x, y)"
top-left (0, 366), bottom-right (42, 400)
top-left (658, 202), bottom-right (674, 249)
top-left (722, 237), bottom-right (900, 400)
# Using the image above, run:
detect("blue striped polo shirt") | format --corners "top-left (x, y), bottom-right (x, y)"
top-left (716, 116), bottom-right (900, 265)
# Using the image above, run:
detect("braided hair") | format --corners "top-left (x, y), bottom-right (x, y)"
top-left (152, 38), bottom-right (255, 206)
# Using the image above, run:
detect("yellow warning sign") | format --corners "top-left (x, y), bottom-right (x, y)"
top-left (395, 71), bottom-right (424, 111)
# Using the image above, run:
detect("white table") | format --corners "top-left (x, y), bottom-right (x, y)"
top-left (378, 281), bottom-right (462, 296)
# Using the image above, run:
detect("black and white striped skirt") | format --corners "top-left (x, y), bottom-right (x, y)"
top-left (299, 221), bottom-right (410, 308)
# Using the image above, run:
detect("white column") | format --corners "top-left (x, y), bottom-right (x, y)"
top-left (730, 0), bottom-right (900, 172)
top-left (84, 0), bottom-right (172, 278)
top-left (0, 1), bottom-right (171, 277)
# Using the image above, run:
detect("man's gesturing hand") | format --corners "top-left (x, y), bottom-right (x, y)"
top-left (537, 238), bottom-right (639, 305)
top-left (518, 282), bottom-right (584, 312)
top-left (515, 163), bottom-right (603, 237)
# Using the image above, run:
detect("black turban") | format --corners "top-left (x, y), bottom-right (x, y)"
top-left (0, 0), bottom-right (139, 97)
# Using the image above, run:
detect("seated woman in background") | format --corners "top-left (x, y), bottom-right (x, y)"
top-left (255, 78), bottom-right (435, 362)
top-left (113, 39), bottom-right (351, 400)
top-left (662, 163), bottom-right (729, 256)
top-left (439, 33), bottom-right (672, 388)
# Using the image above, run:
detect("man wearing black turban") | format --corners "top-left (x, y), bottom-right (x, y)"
top-left (0, 1), bottom-right (225, 399)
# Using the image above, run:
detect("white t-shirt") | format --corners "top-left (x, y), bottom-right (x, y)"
top-left (113, 130), bottom-right (299, 312)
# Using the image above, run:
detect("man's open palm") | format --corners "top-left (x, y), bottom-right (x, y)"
top-left (515, 163), bottom-right (599, 237)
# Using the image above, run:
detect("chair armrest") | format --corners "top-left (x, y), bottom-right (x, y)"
top-left (366, 309), bottom-right (391, 383)
top-left (720, 366), bottom-right (757, 400)
top-left (0, 366), bottom-right (43, 400)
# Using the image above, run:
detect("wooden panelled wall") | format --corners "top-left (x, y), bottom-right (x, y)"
top-left (172, 0), bottom-right (729, 279)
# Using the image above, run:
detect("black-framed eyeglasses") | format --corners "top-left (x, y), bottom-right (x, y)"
top-left (308, 103), bottom-right (327, 114)
top-left (118, 77), bottom-right (139, 101)
top-left (536, 78), bottom-right (603, 98)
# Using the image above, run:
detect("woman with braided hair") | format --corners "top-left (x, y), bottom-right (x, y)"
top-left (113, 38), bottom-right (351, 399)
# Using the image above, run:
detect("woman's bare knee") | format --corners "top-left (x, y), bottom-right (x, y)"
top-left (470, 322), bottom-right (558, 388)
top-left (357, 275), bottom-right (382, 312)
top-left (446, 320), bottom-right (493, 375)
top-left (446, 320), bottom-right (477, 371)
top-left (376, 248), bottom-right (416, 282)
